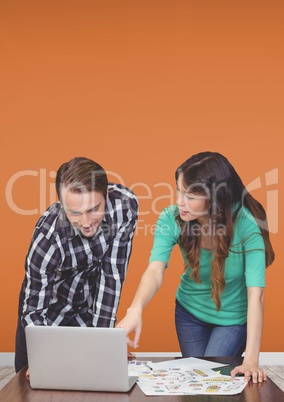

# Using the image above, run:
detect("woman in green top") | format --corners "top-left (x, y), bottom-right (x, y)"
top-left (117, 151), bottom-right (275, 383)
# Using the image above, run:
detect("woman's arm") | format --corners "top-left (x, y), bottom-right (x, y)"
top-left (116, 261), bottom-right (166, 348)
top-left (231, 286), bottom-right (267, 383)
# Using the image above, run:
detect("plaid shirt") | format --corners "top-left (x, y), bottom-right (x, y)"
top-left (20, 183), bottom-right (138, 328)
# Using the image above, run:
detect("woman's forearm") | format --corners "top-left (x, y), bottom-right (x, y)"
top-left (243, 287), bottom-right (264, 364)
top-left (231, 287), bottom-right (266, 383)
top-left (116, 261), bottom-right (166, 347)
top-left (127, 261), bottom-right (166, 313)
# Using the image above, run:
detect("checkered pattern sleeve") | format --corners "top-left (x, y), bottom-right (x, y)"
top-left (92, 196), bottom-right (138, 326)
top-left (22, 212), bottom-right (62, 326)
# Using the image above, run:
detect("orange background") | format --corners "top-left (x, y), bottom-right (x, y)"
top-left (0, 1), bottom-right (283, 353)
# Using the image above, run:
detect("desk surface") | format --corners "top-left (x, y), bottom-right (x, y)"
top-left (1, 357), bottom-right (283, 402)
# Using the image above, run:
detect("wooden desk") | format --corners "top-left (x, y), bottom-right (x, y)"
top-left (1, 357), bottom-right (283, 402)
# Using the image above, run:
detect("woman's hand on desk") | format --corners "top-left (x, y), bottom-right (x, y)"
top-left (116, 306), bottom-right (142, 349)
top-left (231, 363), bottom-right (267, 383)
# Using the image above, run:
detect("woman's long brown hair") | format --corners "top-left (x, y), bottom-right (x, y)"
top-left (175, 152), bottom-right (275, 311)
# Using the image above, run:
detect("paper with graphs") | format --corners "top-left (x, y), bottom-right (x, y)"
top-left (128, 358), bottom-right (247, 396)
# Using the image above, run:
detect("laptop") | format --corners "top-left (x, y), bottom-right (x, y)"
top-left (25, 326), bottom-right (138, 392)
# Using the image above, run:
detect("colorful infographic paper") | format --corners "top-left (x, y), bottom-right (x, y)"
top-left (128, 358), bottom-right (248, 396)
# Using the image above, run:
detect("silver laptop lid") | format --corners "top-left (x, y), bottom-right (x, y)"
top-left (25, 326), bottom-right (137, 392)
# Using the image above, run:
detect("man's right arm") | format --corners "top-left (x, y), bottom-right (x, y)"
top-left (116, 260), bottom-right (166, 348)
top-left (21, 230), bottom-right (59, 327)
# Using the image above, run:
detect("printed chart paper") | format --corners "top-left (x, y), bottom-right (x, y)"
top-left (128, 358), bottom-right (248, 396)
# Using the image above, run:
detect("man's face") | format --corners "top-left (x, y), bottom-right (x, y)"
top-left (61, 186), bottom-right (106, 237)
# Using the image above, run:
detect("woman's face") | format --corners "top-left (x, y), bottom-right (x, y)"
top-left (176, 173), bottom-right (209, 223)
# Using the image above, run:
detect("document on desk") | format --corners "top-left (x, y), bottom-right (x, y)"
top-left (129, 358), bottom-right (248, 396)
top-left (149, 357), bottom-right (228, 370)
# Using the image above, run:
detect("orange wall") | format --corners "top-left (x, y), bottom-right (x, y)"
top-left (1, 1), bottom-right (283, 353)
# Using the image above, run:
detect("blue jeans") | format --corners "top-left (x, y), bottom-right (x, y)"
top-left (175, 300), bottom-right (247, 357)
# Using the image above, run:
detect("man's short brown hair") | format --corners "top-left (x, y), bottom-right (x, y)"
top-left (56, 157), bottom-right (108, 200)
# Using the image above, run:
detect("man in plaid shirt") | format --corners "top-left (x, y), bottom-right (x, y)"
top-left (15, 157), bottom-right (138, 372)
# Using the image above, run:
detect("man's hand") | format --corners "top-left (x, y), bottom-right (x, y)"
top-left (231, 363), bottom-right (267, 383)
